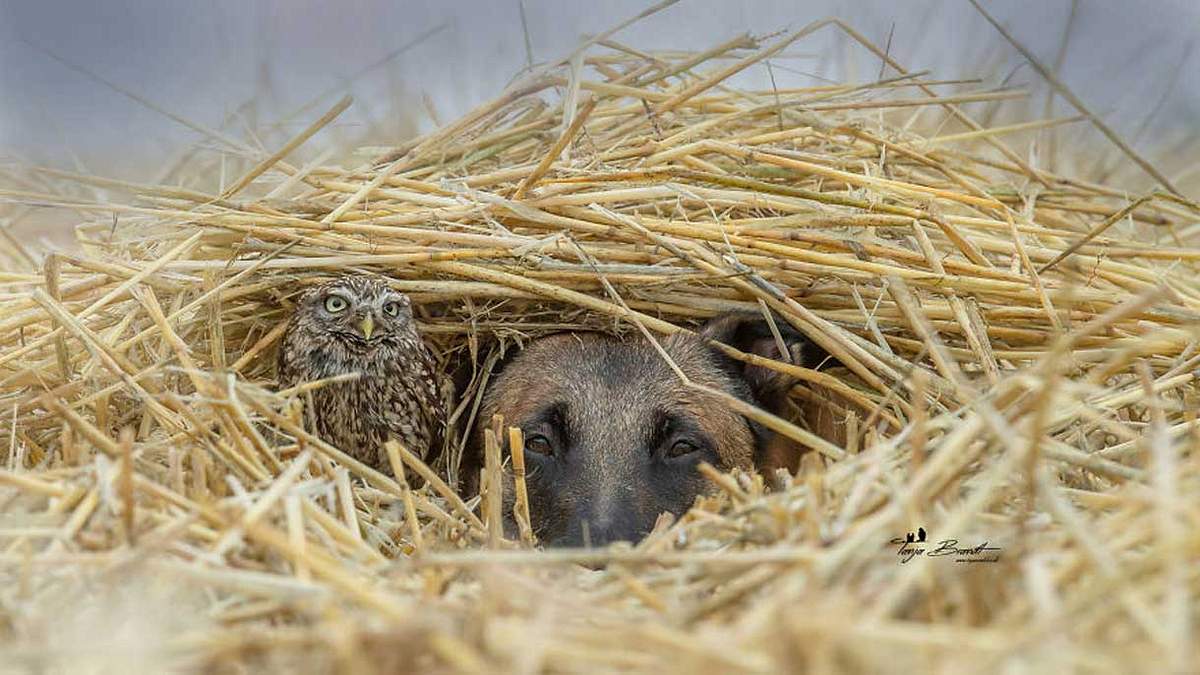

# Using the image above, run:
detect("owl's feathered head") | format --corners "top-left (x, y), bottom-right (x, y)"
top-left (294, 275), bottom-right (416, 347)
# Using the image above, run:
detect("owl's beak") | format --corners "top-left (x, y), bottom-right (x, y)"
top-left (358, 314), bottom-right (375, 340)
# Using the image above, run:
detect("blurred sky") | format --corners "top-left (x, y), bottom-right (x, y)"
top-left (1, 0), bottom-right (1198, 181)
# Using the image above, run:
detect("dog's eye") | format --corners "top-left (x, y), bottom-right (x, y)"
top-left (324, 296), bottom-right (348, 313)
top-left (666, 439), bottom-right (700, 458)
top-left (382, 301), bottom-right (401, 317)
top-left (524, 434), bottom-right (554, 456)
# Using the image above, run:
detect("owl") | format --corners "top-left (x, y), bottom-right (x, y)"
top-left (277, 275), bottom-right (446, 471)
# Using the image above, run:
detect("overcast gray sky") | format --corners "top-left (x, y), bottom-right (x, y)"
top-left (1, 0), bottom-right (1198, 182)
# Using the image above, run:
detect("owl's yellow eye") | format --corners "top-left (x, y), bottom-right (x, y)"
top-left (382, 301), bottom-right (401, 317)
top-left (324, 296), bottom-right (348, 313)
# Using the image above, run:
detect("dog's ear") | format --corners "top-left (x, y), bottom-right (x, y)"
top-left (699, 311), bottom-right (828, 404)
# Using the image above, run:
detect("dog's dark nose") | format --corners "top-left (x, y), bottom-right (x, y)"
top-left (552, 510), bottom-right (640, 549)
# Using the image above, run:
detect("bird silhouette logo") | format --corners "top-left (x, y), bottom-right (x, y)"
top-left (904, 527), bottom-right (927, 543)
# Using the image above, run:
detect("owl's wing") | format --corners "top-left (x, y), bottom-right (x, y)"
top-left (421, 351), bottom-right (451, 463)
top-left (275, 323), bottom-right (300, 388)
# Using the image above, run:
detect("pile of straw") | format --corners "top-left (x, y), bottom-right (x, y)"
top-left (1, 10), bottom-right (1198, 673)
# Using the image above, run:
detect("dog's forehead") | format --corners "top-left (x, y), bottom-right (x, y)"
top-left (516, 335), bottom-right (666, 386)
top-left (493, 332), bottom-right (743, 423)
top-left (530, 332), bottom-right (721, 372)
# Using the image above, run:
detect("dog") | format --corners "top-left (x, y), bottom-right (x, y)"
top-left (461, 312), bottom-right (837, 547)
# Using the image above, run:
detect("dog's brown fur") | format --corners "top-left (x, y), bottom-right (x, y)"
top-left (463, 313), bottom-right (830, 547)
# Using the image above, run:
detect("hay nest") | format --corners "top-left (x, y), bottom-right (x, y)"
top-left (1, 15), bottom-right (1199, 674)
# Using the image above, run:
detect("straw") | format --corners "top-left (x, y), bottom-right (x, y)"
top-left (1, 18), bottom-right (1198, 673)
